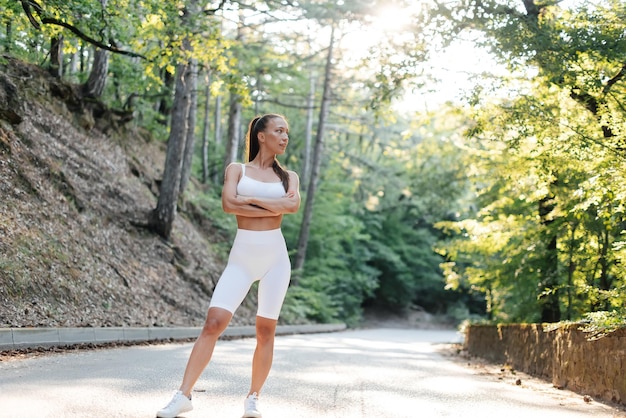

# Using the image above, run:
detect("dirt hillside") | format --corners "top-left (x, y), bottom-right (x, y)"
top-left (0, 55), bottom-right (258, 328)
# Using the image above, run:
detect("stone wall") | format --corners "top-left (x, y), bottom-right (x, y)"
top-left (464, 324), bottom-right (626, 406)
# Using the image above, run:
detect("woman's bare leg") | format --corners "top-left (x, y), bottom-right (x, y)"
top-left (248, 315), bottom-right (278, 395)
top-left (179, 307), bottom-right (233, 397)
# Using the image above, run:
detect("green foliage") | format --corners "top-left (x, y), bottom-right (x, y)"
top-left (543, 309), bottom-right (626, 341)
top-left (578, 310), bottom-right (626, 340)
top-left (291, 164), bottom-right (380, 325)
top-left (284, 104), bottom-right (477, 324)
top-left (431, 0), bottom-right (626, 324)
top-left (366, 224), bottom-right (441, 312)
top-left (438, 90), bottom-right (626, 321)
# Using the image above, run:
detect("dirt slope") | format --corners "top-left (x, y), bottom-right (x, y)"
top-left (0, 56), bottom-right (257, 328)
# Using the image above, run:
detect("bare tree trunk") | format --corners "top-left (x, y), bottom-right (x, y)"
top-left (82, 0), bottom-right (109, 97)
top-left (149, 39), bottom-right (193, 240)
top-left (596, 228), bottom-right (612, 311)
top-left (254, 68), bottom-right (263, 115)
top-left (221, 11), bottom-right (245, 175)
top-left (223, 92), bottom-right (242, 172)
top-left (5, 20), bottom-right (12, 53)
top-left (538, 188), bottom-right (560, 323)
top-left (82, 47), bottom-right (109, 98)
top-left (212, 95), bottom-right (223, 184)
top-left (157, 69), bottom-right (174, 125)
top-left (80, 42), bottom-right (86, 73)
top-left (201, 71), bottom-right (212, 184)
top-left (565, 221), bottom-right (578, 320)
top-left (49, 35), bottom-right (63, 77)
top-left (302, 70), bottom-right (315, 186)
top-left (179, 58), bottom-right (199, 195)
top-left (69, 42), bottom-right (79, 81)
top-left (294, 24), bottom-right (335, 276)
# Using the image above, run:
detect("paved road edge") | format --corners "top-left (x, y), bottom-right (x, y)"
top-left (0, 323), bottom-right (347, 351)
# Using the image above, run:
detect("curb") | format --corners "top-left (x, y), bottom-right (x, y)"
top-left (0, 323), bottom-right (347, 351)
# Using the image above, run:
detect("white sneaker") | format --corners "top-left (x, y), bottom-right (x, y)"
top-left (243, 392), bottom-right (262, 418)
top-left (156, 391), bottom-right (193, 418)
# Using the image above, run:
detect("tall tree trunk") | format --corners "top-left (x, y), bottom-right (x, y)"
top-left (179, 58), bottom-right (199, 195)
top-left (212, 95), bottom-right (222, 184)
top-left (302, 70), bottom-right (315, 186)
top-left (80, 43), bottom-right (86, 73)
top-left (294, 25), bottom-right (335, 276)
top-left (82, 48), bottom-right (109, 98)
top-left (157, 70), bottom-right (175, 125)
top-left (596, 228), bottom-right (612, 311)
top-left (82, 0), bottom-right (109, 97)
top-left (5, 20), bottom-right (12, 53)
top-left (201, 71), bottom-right (212, 184)
top-left (538, 190), bottom-right (560, 322)
top-left (223, 92), bottom-right (242, 172)
top-left (149, 39), bottom-right (193, 240)
top-left (565, 221), bottom-right (578, 320)
top-left (254, 68), bottom-right (263, 115)
top-left (49, 35), bottom-right (63, 77)
top-left (221, 11), bottom-right (245, 176)
top-left (69, 43), bottom-right (79, 80)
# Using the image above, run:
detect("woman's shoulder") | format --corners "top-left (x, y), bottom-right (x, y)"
top-left (287, 170), bottom-right (300, 185)
top-left (225, 162), bottom-right (245, 171)
top-left (224, 162), bottom-right (244, 180)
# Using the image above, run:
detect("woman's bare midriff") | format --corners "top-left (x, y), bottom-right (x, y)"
top-left (236, 214), bottom-right (283, 231)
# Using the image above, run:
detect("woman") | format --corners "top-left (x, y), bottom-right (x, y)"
top-left (156, 114), bottom-right (300, 418)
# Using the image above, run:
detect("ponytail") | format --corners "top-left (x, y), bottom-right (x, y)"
top-left (245, 116), bottom-right (262, 163)
top-left (273, 159), bottom-right (290, 193)
top-left (245, 114), bottom-right (290, 192)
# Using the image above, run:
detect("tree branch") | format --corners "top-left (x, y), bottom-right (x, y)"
top-left (570, 89), bottom-right (598, 115)
top-left (603, 62), bottom-right (626, 94)
top-left (20, 0), bottom-right (147, 60)
top-left (570, 89), bottom-right (614, 138)
top-left (39, 17), bottom-right (147, 60)
top-left (522, 0), bottom-right (540, 18)
top-left (20, 0), bottom-right (42, 29)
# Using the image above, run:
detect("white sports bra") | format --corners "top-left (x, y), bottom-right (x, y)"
top-left (236, 164), bottom-right (286, 199)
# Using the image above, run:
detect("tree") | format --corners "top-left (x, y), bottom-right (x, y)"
top-left (422, 0), bottom-right (626, 322)
top-left (201, 71), bottom-right (212, 184)
top-left (82, 0), bottom-right (110, 98)
top-left (222, 11), bottom-right (246, 174)
top-left (149, 0), bottom-right (204, 239)
top-left (150, 38), bottom-right (195, 239)
top-left (294, 24), bottom-right (335, 274)
top-left (49, 34), bottom-right (63, 77)
top-left (179, 57), bottom-right (199, 195)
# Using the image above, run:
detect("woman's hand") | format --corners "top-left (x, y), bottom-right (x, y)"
top-left (247, 172), bottom-right (300, 215)
top-left (222, 164), bottom-right (278, 217)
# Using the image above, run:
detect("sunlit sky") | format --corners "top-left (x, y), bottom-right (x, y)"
top-left (220, 0), bottom-right (590, 114)
top-left (344, 0), bottom-right (589, 113)
top-left (219, 2), bottom-right (493, 112)
top-left (340, 3), bottom-right (499, 113)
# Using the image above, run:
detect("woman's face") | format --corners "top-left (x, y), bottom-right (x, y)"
top-left (259, 117), bottom-right (289, 155)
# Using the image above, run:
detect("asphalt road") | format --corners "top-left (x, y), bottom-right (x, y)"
top-left (0, 328), bottom-right (623, 418)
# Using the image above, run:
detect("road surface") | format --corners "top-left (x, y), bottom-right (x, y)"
top-left (0, 328), bottom-right (623, 417)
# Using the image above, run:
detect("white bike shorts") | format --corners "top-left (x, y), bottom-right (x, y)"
top-left (209, 228), bottom-right (291, 320)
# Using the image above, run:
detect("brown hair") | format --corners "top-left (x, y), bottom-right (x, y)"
top-left (245, 114), bottom-right (290, 192)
